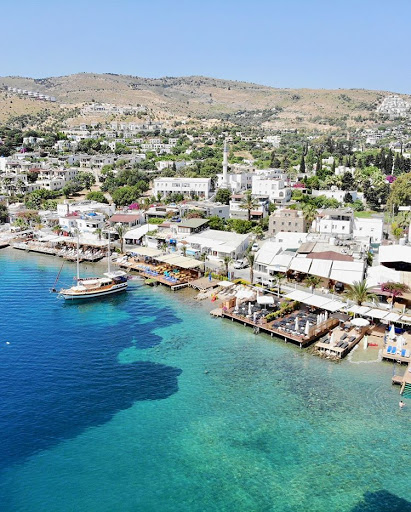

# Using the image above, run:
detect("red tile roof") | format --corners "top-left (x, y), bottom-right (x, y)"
top-left (307, 251), bottom-right (353, 262)
top-left (109, 213), bottom-right (142, 223)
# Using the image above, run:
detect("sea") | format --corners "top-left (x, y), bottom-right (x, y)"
top-left (0, 249), bottom-right (410, 512)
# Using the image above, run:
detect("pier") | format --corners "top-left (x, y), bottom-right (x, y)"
top-left (221, 308), bottom-right (338, 348)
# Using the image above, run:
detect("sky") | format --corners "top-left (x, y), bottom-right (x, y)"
top-left (2, 0), bottom-right (411, 93)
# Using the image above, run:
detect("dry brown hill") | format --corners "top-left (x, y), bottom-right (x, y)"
top-left (0, 73), bottom-right (408, 129)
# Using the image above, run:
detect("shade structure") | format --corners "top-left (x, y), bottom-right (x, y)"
top-left (156, 253), bottom-right (203, 269)
top-left (257, 295), bottom-right (275, 305)
top-left (248, 302), bottom-right (252, 315)
top-left (363, 335), bottom-right (368, 350)
top-left (397, 335), bottom-right (405, 352)
top-left (304, 295), bottom-right (333, 308)
top-left (132, 246), bottom-right (162, 257)
top-left (347, 305), bottom-right (371, 315)
top-left (321, 300), bottom-right (345, 312)
top-left (351, 317), bottom-right (370, 327)
top-left (400, 315), bottom-right (411, 325)
top-left (384, 312), bottom-right (401, 322)
top-left (304, 321), bottom-right (310, 335)
top-left (329, 331), bottom-right (335, 347)
top-left (286, 290), bottom-right (312, 302)
top-left (295, 317), bottom-right (299, 331)
top-left (363, 308), bottom-right (389, 320)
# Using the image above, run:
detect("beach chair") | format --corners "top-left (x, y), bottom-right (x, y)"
top-left (401, 349), bottom-right (407, 357)
top-left (340, 333), bottom-right (348, 341)
top-left (386, 346), bottom-right (393, 354)
top-left (348, 336), bottom-right (356, 343)
top-left (391, 347), bottom-right (397, 355)
top-left (341, 342), bottom-right (349, 349)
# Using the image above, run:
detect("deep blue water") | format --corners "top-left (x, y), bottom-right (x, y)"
top-left (0, 249), bottom-right (410, 512)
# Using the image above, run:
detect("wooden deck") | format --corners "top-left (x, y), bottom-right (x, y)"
top-left (221, 309), bottom-right (338, 348)
top-left (119, 260), bottom-right (193, 291)
top-left (315, 327), bottom-right (365, 359)
top-left (189, 276), bottom-right (221, 291)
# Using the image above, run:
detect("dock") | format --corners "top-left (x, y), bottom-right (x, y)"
top-left (210, 308), bottom-right (223, 317)
top-left (221, 308), bottom-right (338, 348)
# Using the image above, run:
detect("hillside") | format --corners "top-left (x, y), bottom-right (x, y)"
top-left (0, 73), bottom-right (409, 130)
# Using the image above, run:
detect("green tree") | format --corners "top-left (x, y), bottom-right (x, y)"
top-left (114, 223), bottom-right (127, 253)
top-left (239, 191), bottom-right (257, 221)
top-left (341, 171), bottom-right (355, 191)
top-left (111, 186), bottom-right (141, 206)
top-left (215, 188), bottom-right (231, 205)
top-left (76, 171), bottom-right (96, 191)
top-left (299, 155), bottom-right (306, 173)
top-left (346, 280), bottom-right (377, 306)
top-left (222, 255), bottom-right (232, 277)
top-left (0, 204), bottom-right (8, 223)
top-left (207, 215), bottom-right (226, 231)
top-left (302, 204), bottom-right (317, 231)
top-left (86, 191), bottom-right (109, 203)
top-left (246, 252), bottom-right (255, 283)
top-left (305, 275), bottom-right (321, 289)
top-left (387, 173), bottom-right (411, 213)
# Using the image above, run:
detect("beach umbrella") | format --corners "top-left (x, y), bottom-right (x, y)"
top-left (329, 331), bottom-right (335, 347)
top-left (363, 335), bottom-right (368, 350)
top-left (253, 312), bottom-right (257, 323)
top-left (317, 315), bottom-right (320, 325)
top-left (248, 302), bottom-right (252, 316)
top-left (388, 324), bottom-right (396, 340)
top-left (325, 311), bottom-right (328, 320)
top-left (304, 321), bottom-right (310, 336)
top-left (235, 297), bottom-right (240, 312)
top-left (397, 335), bottom-right (404, 352)
top-left (351, 317), bottom-right (370, 327)
top-left (295, 317), bottom-right (299, 331)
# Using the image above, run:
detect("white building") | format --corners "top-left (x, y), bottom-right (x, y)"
top-left (313, 208), bottom-right (354, 237)
top-left (353, 218), bottom-right (384, 243)
top-left (59, 211), bottom-right (105, 235)
top-left (251, 175), bottom-right (291, 204)
top-left (216, 171), bottom-right (253, 193)
top-left (57, 200), bottom-right (115, 218)
top-left (154, 177), bottom-right (212, 199)
top-left (311, 189), bottom-right (362, 203)
top-left (183, 229), bottom-right (251, 261)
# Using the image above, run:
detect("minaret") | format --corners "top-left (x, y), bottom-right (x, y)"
top-left (222, 139), bottom-right (229, 188)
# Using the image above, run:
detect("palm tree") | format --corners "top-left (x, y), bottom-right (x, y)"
top-left (222, 255), bottom-right (232, 277)
top-left (305, 275), bottom-right (321, 289)
top-left (114, 223), bottom-right (127, 253)
top-left (239, 191), bottom-right (257, 221)
top-left (181, 245), bottom-right (187, 256)
top-left (346, 280), bottom-right (377, 306)
top-left (94, 228), bottom-right (102, 241)
top-left (246, 252), bottom-right (255, 283)
top-left (200, 252), bottom-right (208, 272)
top-left (302, 204), bottom-right (317, 232)
top-left (276, 272), bottom-right (286, 297)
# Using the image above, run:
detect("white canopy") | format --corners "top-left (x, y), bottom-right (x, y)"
top-left (321, 300), bottom-right (345, 312)
top-left (384, 312), bottom-right (401, 322)
top-left (218, 280), bottom-right (235, 288)
top-left (131, 246), bottom-right (162, 257)
top-left (289, 257), bottom-right (312, 274)
top-left (257, 295), bottom-right (275, 305)
top-left (400, 315), bottom-right (411, 325)
top-left (351, 317), bottom-right (370, 327)
top-left (304, 295), bottom-right (334, 308)
top-left (346, 305), bottom-right (371, 315)
top-left (363, 308), bottom-right (389, 320)
top-left (286, 290), bottom-right (312, 302)
top-left (308, 259), bottom-right (332, 279)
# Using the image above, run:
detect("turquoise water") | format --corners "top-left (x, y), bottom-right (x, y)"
top-left (0, 249), bottom-right (410, 512)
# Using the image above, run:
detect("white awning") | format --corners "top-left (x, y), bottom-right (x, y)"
top-left (304, 295), bottom-right (334, 308)
top-left (286, 290), bottom-right (312, 302)
top-left (363, 308), bottom-right (389, 319)
top-left (329, 269), bottom-right (363, 285)
top-left (347, 305), bottom-right (371, 315)
top-left (218, 280), bottom-right (235, 288)
top-left (384, 312), bottom-right (401, 322)
top-left (289, 257), bottom-right (312, 273)
top-left (400, 315), bottom-right (411, 324)
top-left (257, 295), bottom-right (275, 305)
top-left (130, 247), bottom-right (162, 257)
top-left (321, 299), bottom-right (345, 312)
top-left (308, 259), bottom-right (332, 279)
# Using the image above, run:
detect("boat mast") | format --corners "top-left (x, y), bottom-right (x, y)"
top-left (76, 230), bottom-right (80, 282)
top-left (107, 233), bottom-right (111, 274)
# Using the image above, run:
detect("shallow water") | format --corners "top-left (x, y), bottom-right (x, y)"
top-left (0, 250), bottom-right (410, 511)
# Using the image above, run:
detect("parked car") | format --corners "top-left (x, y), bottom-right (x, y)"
top-left (234, 259), bottom-right (249, 269)
top-left (171, 216), bottom-right (181, 222)
top-left (251, 243), bottom-right (259, 252)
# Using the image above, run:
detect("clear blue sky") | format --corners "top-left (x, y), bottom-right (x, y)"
top-left (3, 0), bottom-right (411, 93)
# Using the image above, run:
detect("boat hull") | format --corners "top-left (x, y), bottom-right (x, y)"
top-left (61, 283), bottom-right (128, 300)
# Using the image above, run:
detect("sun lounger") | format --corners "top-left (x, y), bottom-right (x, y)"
top-left (348, 336), bottom-right (356, 343)
top-left (340, 333), bottom-right (348, 341)
top-left (341, 342), bottom-right (349, 349)
top-left (386, 346), bottom-right (393, 354)
top-left (391, 347), bottom-right (397, 355)
top-left (401, 349), bottom-right (407, 357)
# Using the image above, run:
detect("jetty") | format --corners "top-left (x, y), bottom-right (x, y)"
top-left (392, 363), bottom-right (411, 397)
